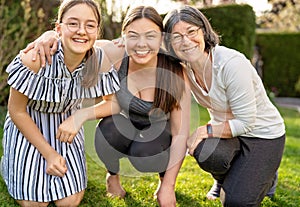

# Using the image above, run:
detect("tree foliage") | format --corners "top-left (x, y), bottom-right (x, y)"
top-left (0, 0), bottom-right (121, 106)
top-left (258, 0), bottom-right (300, 31)
top-left (0, 0), bottom-right (55, 105)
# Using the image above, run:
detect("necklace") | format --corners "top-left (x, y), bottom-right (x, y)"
top-left (202, 50), bottom-right (211, 92)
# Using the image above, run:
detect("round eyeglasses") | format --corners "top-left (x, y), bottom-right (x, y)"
top-left (61, 21), bottom-right (98, 34)
top-left (170, 27), bottom-right (201, 44)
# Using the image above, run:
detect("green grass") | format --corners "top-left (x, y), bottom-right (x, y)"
top-left (0, 102), bottom-right (299, 206)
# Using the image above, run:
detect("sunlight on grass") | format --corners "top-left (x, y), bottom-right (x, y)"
top-left (0, 104), bottom-right (299, 206)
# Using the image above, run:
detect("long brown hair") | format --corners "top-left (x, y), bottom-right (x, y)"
top-left (122, 6), bottom-right (185, 113)
top-left (155, 51), bottom-right (185, 113)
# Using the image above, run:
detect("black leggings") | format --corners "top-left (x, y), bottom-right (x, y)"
top-left (193, 135), bottom-right (285, 207)
top-left (95, 114), bottom-right (172, 177)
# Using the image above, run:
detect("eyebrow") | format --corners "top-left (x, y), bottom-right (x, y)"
top-left (65, 17), bottom-right (97, 23)
top-left (127, 30), bottom-right (160, 35)
top-left (172, 26), bottom-right (198, 34)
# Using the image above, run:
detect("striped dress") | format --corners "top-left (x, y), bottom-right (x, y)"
top-left (1, 43), bottom-right (120, 202)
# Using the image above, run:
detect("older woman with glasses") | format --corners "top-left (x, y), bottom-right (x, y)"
top-left (163, 5), bottom-right (285, 207)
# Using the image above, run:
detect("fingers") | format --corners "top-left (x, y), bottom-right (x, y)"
top-left (27, 39), bottom-right (56, 67)
top-left (38, 45), bottom-right (47, 67)
top-left (112, 37), bottom-right (125, 47)
top-left (112, 38), bottom-right (119, 44)
top-left (50, 40), bottom-right (58, 57)
top-left (56, 131), bottom-right (75, 143)
top-left (43, 42), bottom-right (53, 65)
top-left (46, 158), bottom-right (67, 177)
top-left (23, 42), bottom-right (35, 54)
top-left (56, 117), bottom-right (79, 143)
top-left (22, 42), bottom-right (39, 63)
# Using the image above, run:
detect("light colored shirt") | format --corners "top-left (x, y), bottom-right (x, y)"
top-left (186, 45), bottom-right (285, 139)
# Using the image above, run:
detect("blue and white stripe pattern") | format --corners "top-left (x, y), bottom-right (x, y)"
top-left (1, 43), bottom-right (120, 202)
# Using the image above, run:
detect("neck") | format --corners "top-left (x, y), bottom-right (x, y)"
top-left (128, 55), bottom-right (158, 72)
top-left (189, 50), bottom-right (212, 92)
top-left (64, 53), bottom-right (86, 72)
top-left (190, 51), bottom-right (211, 74)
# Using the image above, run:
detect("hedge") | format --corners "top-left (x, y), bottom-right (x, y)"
top-left (256, 32), bottom-right (300, 97)
top-left (200, 4), bottom-right (256, 59)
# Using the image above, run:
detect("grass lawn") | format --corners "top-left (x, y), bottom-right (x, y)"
top-left (0, 102), bottom-right (299, 206)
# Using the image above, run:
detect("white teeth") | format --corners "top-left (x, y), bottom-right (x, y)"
top-left (183, 46), bottom-right (197, 53)
top-left (136, 50), bottom-right (149, 55)
top-left (74, 39), bottom-right (87, 43)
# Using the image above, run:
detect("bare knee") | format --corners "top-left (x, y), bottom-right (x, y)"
top-left (54, 190), bottom-right (85, 207)
top-left (16, 200), bottom-right (49, 207)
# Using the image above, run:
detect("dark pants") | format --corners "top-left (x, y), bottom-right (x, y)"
top-left (193, 135), bottom-right (285, 207)
top-left (95, 114), bottom-right (172, 176)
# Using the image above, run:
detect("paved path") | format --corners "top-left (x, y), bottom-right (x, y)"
top-left (273, 97), bottom-right (300, 112)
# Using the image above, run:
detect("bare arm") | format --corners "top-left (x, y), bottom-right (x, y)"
top-left (56, 94), bottom-right (121, 143)
top-left (95, 40), bottom-right (125, 65)
top-left (22, 30), bottom-right (124, 67)
top-left (8, 87), bottom-right (67, 177)
top-left (9, 50), bottom-right (68, 177)
top-left (156, 77), bottom-right (191, 207)
top-left (22, 30), bottom-right (59, 67)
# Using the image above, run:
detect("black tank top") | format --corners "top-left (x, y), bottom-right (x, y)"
top-left (116, 55), bottom-right (169, 129)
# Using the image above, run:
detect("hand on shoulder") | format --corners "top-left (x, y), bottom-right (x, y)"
top-left (20, 49), bottom-right (42, 73)
top-left (95, 39), bottom-right (124, 67)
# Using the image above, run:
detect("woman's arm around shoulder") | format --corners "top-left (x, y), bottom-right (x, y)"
top-left (20, 49), bottom-right (42, 73)
top-left (95, 39), bottom-right (125, 68)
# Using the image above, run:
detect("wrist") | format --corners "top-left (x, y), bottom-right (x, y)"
top-left (42, 146), bottom-right (57, 160)
top-left (160, 175), bottom-right (176, 188)
top-left (206, 123), bottom-right (213, 138)
top-left (161, 181), bottom-right (175, 189)
top-left (74, 109), bottom-right (89, 123)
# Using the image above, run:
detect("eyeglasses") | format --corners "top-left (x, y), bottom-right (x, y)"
top-left (61, 21), bottom-right (98, 34)
top-left (170, 27), bottom-right (201, 44)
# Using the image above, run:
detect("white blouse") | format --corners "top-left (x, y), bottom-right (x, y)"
top-left (186, 45), bottom-right (285, 139)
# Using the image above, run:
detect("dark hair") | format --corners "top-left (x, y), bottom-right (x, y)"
top-left (122, 6), bottom-right (184, 113)
top-left (122, 6), bottom-right (163, 33)
top-left (155, 51), bottom-right (185, 113)
top-left (163, 5), bottom-right (220, 56)
top-left (57, 0), bottom-right (102, 88)
top-left (58, 0), bottom-right (102, 32)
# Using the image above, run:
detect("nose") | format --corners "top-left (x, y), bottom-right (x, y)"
top-left (181, 35), bottom-right (192, 44)
top-left (136, 36), bottom-right (147, 47)
top-left (77, 23), bottom-right (87, 34)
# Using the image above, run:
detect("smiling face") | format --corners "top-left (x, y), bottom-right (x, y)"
top-left (171, 21), bottom-right (207, 63)
top-left (56, 3), bottom-right (98, 58)
top-left (123, 18), bottom-right (162, 67)
top-left (163, 5), bottom-right (220, 64)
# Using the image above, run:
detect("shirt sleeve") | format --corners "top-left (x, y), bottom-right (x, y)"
top-left (222, 55), bottom-right (257, 137)
top-left (6, 54), bottom-right (59, 102)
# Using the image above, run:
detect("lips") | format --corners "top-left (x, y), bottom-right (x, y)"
top-left (134, 50), bottom-right (151, 57)
top-left (182, 45), bottom-right (198, 53)
top-left (136, 50), bottom-right (150, 55)
top-left (73, 38), bottom-right (88, 43)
